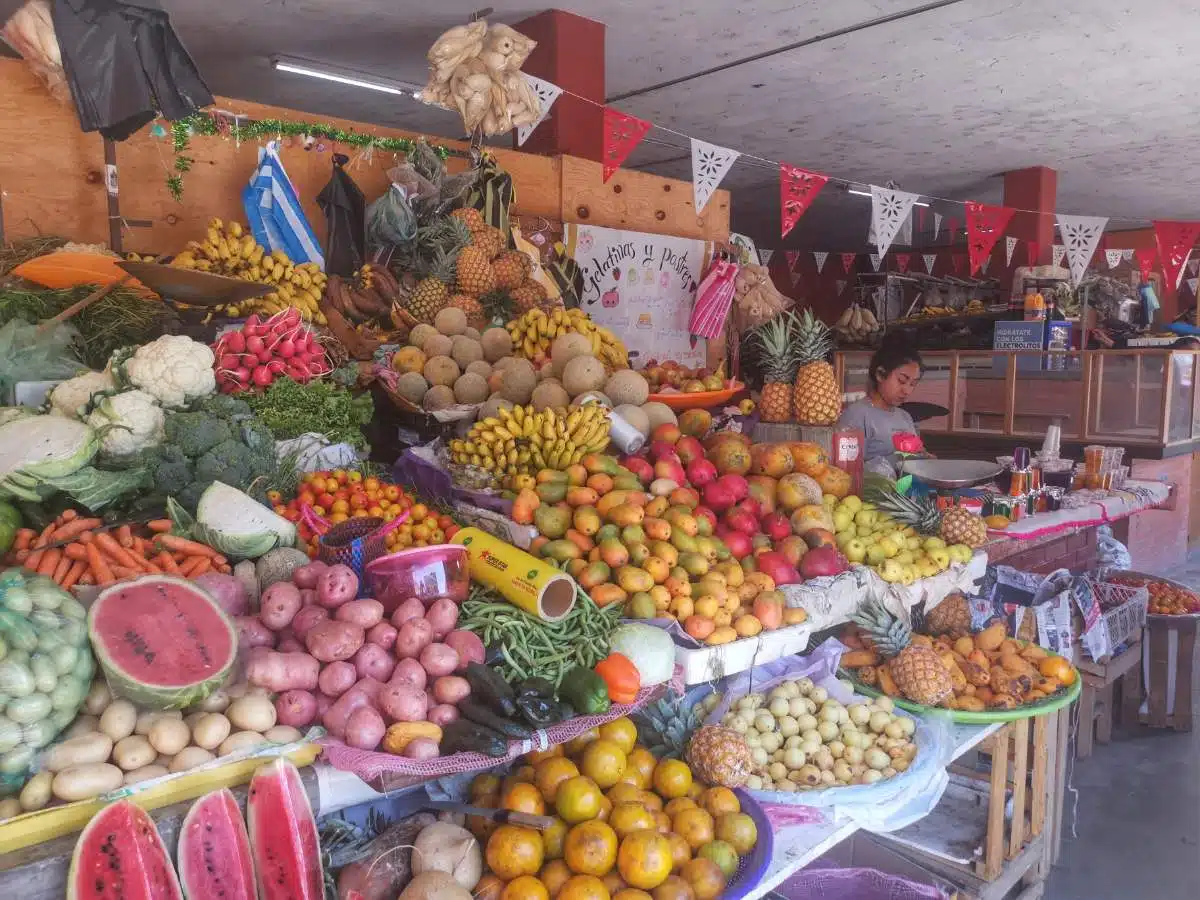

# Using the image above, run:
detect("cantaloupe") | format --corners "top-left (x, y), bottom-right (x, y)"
top-left (423, 384), bottom-right (456, 411)
top-left (466, 360), bottom-right (492, 378)
top-left (498, 358), bottom-right (537, 404)
top-left (478, 394), bottom-right (513, 421)
top-left (605, 369), bottom-right (649, 406)
top-left (409, 323), bottom-right (437, 349)
top-left (435, 307), bottom-right (468, 336)
top-left (396, 372), bottom-right (429, 404)
top-left (614, 404), bottom-right (650, 437)
top-left (422, 333), bottom-right (453, 359)
top-left (480, 328), bottom-right (513, 362)
top-left (641, 401), bottom-right (677, 430)
top-left (451, 336), bottom-right (484, 368)
top-left (453, 372), bottom-right (489, 404)
top-left (423, 355), bottom-right (460, 387)
top-left (463, 327), bottom-right (481, 340)
top-left (562, 355), bottom-right (607, 398)
top-left (531, 381), bottom-right (570, 411)
top-left (550, 333), bottom-right (592, 377)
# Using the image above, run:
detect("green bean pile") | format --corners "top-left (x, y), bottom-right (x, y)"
top-left (459, 583), bottom-right (624, 688)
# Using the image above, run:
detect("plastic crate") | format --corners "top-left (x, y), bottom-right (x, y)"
top-left (1082, 576), bottom-right (1148, 660)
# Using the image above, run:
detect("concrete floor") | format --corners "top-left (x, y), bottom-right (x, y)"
top-left (1046, 555), bottom-right (1200, 900)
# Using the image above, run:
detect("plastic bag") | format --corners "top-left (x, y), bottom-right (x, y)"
top-left (0, 569), bottom-right (94, 793)
top-left (277, 433), bottom-right (359, 473)
top-left (318, 154), bottom-right (366, 277)
top-left (1096, 525), bottom-right (1132, 570)
top-left (366, 184), bottom-right (418, 249)
top-left (0, 318), bottom-right (85, 404)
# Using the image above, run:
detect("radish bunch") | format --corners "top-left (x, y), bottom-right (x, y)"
top-left (213, 308), bottom-right (330, 393)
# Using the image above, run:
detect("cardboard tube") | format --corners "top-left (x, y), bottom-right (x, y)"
top-left (451, 528), bottom-right (576, 621)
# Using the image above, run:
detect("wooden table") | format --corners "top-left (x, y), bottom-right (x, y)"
top-left (1076, 639), bottom-right (1143, 758)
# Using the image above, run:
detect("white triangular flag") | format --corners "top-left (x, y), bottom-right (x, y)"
top-left (1189, 259), bottom-right (1200, 276)
top-left (813, 251), bottom-right (828, 274)
top-left (870, 186), bottom-right (920, 257)
top-left (516, 74), bottom-right (563, 146)
top-left (758, 248), bottom-right (774, 266)
top-left (932, 213), bottom-right (943, 240)
top-left (1122, 248), bottom-right (1135, 262)
top-left (1056, 215), bottom-right (1108, 285)
top-left (1052, 244), bottom-right (1067, 267)
top-left (690, 138), bottom-right (739, 214)
top-left (923, 253), bottom-right (937, 273)
top-left (1006, 236), bottom-right (1017, 266)
top-left (836, 280), bottom-right (847, 296)
top-left (790, 271), bottom-right (802, 287)
top-left (868, 253), bottom-right (882, 272)
top-left (1105, 249), bottom-right (1123, 269)
top-left (1189, 277), bottom-right (1199, 295)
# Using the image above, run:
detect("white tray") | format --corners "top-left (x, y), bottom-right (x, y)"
top-left (676, 623), bottom-right (813, 685)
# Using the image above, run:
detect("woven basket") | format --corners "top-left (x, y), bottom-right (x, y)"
top-left (317, 516), bottom-right (388, 594)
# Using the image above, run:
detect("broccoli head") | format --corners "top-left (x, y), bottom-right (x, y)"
top-left (193, 438), bottom-right (256, 486)
top-left (194, 393), bottom-right (252, 419)
top-left (238, 417), bottom-right (276, 456)
top-left (164, 411), bottom-right (233, 458)
top-left (151, 448), bottom-right (194, 496)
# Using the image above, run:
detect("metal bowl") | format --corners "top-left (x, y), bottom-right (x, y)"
top-left (117, 261), bottom-right (273, 306)
top-left (901, 458), bottom-right (1002, 489)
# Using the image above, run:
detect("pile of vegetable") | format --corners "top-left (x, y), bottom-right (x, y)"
top-left (245, 376), bottom-right (373, 450)
top-left (212, 308), bottom-right (330, 393)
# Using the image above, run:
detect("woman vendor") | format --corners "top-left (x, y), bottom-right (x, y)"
top-left (837, 339), bottom-right (925, 477)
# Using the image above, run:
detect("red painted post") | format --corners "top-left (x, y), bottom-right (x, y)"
top-left (1004, 166), bottom-right (1057, 269)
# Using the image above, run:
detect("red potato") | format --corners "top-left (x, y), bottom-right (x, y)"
top-left (432, 675), bottom-right (471, 706)
top-left (276, 633), bottom-right (305, 653)
top-left (419, 643), bottom-right (459, 678)
top-left (260, 582), bottom-right (303, 630)
top-left (443, 630), bottom-right (485, 670)
top-left (317, 564), bottom-right (359, 608)
top-left (394, 619), bottom-right (434, 660)
top-left (290, 605), bottom-right (329, 640)
top-left (275, 690), bottom-right (318, 727)
top-left (427, 704), bottom-right (460, 727)
top-left (366, 622), bottom-right (397, 651)
top-left (317, 661), bottom-right (358, 698)
top-left (389, 597), bottom-right (426, 628)
top-left (194, 573), bottom-right (249, 617)
top-left (345, 706), bottom-right (386, 751)
top-left (245, 650), bottom-right (320, 692)
top-left (390, 658), bottom-right (427, 691)
top-left (403, 737), bottom-right (440, 760)
top-left (315, 692), bottom-right (334, 720)
top-left (378, 682), bottom-right (429, 723)
top-left (353, 643), bottom-right (395, 682)
top-left (299, 589), bottom-right (319, 607)
top-left (323, 678), bottom-right (384, 739)
top-left (292, 560), bottom-right (328, 590)
top-left (305, 620), bottom-right (365, 662)
top-left (336, 599), bottom-right (384, 629)
top-left (236, 616), bottom-right (276, 649)
top-left (424, 598), bottom-right (459, 639)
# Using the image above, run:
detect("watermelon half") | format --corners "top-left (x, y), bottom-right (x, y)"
top-left (88, 574), bottom-right (236, 709)
top-left (178, 788), bottom-right (256, 900)
top-left (248, 758), bottom-right (323, 900)
top-left (68, 799), bottom-right (183, 900)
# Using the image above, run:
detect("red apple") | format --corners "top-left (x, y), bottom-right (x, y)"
top-left (720, 529), bottom-right (753, 560)
top-left (648, 441), bottom-right (681, 464)
top-left (703, 480), bottom-right (739, 513)
top-left (620, 455), bottom-right (655, 484)
top-left (651, 423), bottom-right (682, 445)
top-left (686, 458), bottom-right (718, 488)
top-left (736, 497), bottom-right (762, 518)
top-left (694, 505), bottom-right (717, 532)
top-left (758, 551), bottom-right (802, 586)
top-left (675, 436), bottom-right (705, 466)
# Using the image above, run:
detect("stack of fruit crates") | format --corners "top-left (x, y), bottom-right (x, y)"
top-left (1080, 575), bottom-right (1149, 662)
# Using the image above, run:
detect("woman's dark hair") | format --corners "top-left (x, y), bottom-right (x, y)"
top-left (868, 337), bottom-right (923, 390)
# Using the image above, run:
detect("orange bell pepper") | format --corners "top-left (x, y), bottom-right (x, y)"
top-left (595, 652), bottom-right (641, 705)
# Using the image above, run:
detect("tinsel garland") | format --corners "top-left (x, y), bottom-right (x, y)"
top-left (163, 112), bottom-right (459, 200)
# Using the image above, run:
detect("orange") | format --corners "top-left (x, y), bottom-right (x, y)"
top-left (565, 727), bottom-right (601, 756)
top-left (541, 859), bottom-right (574, 898)
top-left (696, 840), bottom-right (738, 879)
top-left (715, 812), bottom-right (757, 855)
top-left (609, 802), bottom-right (658, 839)
top-left (601, 872), bottom-right (628, 895)
top-left (614, 891), bottom-right (653, 900)
top-left (543, 817), bottom-right (570, 859)
top-left (596, 795), bottom-right (614, 821)
top-left (504, 875), bottom-right (551, 900)
top-left (598, 717), bottom-right (638, 754)
top-left (652, 760), bottom-right (693, 800)
top-left (472, 773), bottom-right (502, 799)
top-left (652, 875), bottom-right (695, 900)
top-left (488, 825), bottom-right (545, 880)
top-left (476, 874), bottom-right (506, 900)
top-left (556, 776), bottom-right (604, 824)
top-left (607, 783), bottom-right (644, 806)
top-left (528, 745), bottom-right (565, 765)
top-left (564, 820), bottom-right (619, 876)
top-left (666, 833), bottom-right (691, 872)
top-left (624, 748), bottom-right (657, 789)
top-left (537, 757), bottom-right (582, 804)
top-left (671, 808), bottom-right (714, 850)
top-left (663, 798), bottom-right (696, 817)
top-left (558, 875), bottom-right (611, 900)
top-left (580, 739), bottom-right (628, 789)
top-left (698, 787), bottom-right (739, 818)
top-left (685, 782), bottom-right (704, 803)
top-left (617, 830), bottom-right (674, 890)
top-left (504, 782), bottom-right (547, 816)
top-left (679, 858), bottom-right (726, 900)
top-left (637, 791), bottom-right (664, 812)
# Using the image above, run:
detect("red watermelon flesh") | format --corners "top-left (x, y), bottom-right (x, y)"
top-left (248, 758), bottom-right (323, 900)
top-left (68, 800), bottom-right (183, 900)
top-left (178, 789), bottom-right (256, 900)
top-left (89, 574), bottom-right (236, 709)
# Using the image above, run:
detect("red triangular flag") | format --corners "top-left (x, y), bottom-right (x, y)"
top-left (964, 202), bottom-right (1015, 275)
top-left (946, 217), bottom-right (960, 241)
top-left (895, 253), bottom-right (910, 274)
top-left (1026, 240), bottom-right (1040, 267)
top-left (1152, 220), bottom-right (1200, 289)
top-left (950, 254), bottom-right (964, 274)
top-left (1135, 248), bottom-right (1157, 282)
top-left (841, 253), bottom-right (856, 274)
top-left (785, 251), bottom-right (800, 271)
top-left (601, 108), bottom-right (652, 182)
top-left (780, 164), bottom-right (829, 238)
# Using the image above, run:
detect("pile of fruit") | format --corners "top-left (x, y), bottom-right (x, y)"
top-left (751, 309), bottom-right (843, 425)
top-left (451, 407), bottom-right (612, 479)
top-left (468, 715), bottom-right (759, 900)
top-left (1112, 575), bottom-right (1200, 615)
top-left (832, 302), bottom-right (882, 344)
top-left (324, 264), bottom-right (405, 325)
top-left (642, 360), bottom-right (730, 394)
top-left (898, 299), bottom-right (987, 322)
top-left (705, 677), bottom-right (917, 791)
top-left (212, 308), bottom-right (330, 393)
top-left (841, 595), bottom-right (1078, 712)
top-left (508, 307), bottom-right (629, 370)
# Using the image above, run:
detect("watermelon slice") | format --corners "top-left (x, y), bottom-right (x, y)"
top-left (178, 789), bottom-right (256, 900)
top-left (88, 574), bottom-right (236, 709)
top-left (248, 758), bottom-right (323, 899)
top-left (68, 800), bottom-right (183, 900)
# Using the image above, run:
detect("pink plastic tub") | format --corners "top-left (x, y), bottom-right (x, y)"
top-left (365, 544), bottom-right (470, 614)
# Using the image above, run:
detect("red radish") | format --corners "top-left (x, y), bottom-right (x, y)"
top-left (267, 360), bottom-right (286, 374)
top-left (246, 335), bottom-right (266, 355)
top-left (218, 354), bottom-right (240, 371)
top-left (277, 339), bottom-right (296, 358)
top-left (224, 330), bottom-right (245, 353)
top-left (252, 366), bottom-right (273, 387)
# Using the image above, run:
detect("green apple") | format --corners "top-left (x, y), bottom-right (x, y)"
top-left (832, 508), bottom-right (855, 532)
top-left (929, 548), bottom-right (951, 569)
top-left (895, 549), bottom-right (915, 565)
top-left (899, 565), bottom-right (917, 586)
top-left (861, 501), bottom-right (876, 511)
top-left (879, 559), bottom-right (905, 583)
top-left (836, 532), bottom-right (855, 551)
top-left (947, 544), bottom-right (973, 564)
top-left (822, 493), bottom-right (838, 507)
top-left (854, 509), bottom-right (878, 529)
top-left (841, 495), bottom-right (863, 512)
top-left (877, 536), bottom-right (900, 558)
top-left (922, 536), bottom-right (947, 552)
top-left (905, 535), bottom-right (922, 551)
top-left (866, 544), bottom-right (890, 565)
top-left (844, 538), bottom-right (867, 563)
top-left (916, 559), bottom-right (938, 578)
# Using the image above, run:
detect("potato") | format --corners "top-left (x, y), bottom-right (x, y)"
top-left (43, 733), bottom-right (114, 772)
top-left (228, 696), bottom-right (277, 733)
top-left (0, 797), bottom-right (21, 820)
top-left (305, 620), bottom-right (365, 663)
top-left (148, 718), bottom-right (191, 756)
top-left (196, 689), bottom-right (231, 713)
top-left (52, 763), bottom-right (124, 801)
top-left (98, 699), bottom-right (137, 742)
top-left (191, 713), bottom-right (232, 751)
top-left (124, 764), bottom-right (169, 786)
top-left (183, 711), bottom-right (207, 730)
top-left (19, 771), bottom-right (53, 811)
top-left (83, 681), bottom-right (112, 716)
top-left (336, 599), bottom-right (385, 629)
top-left (112, 735), bottom-right (157, 772)
top-left (245, 649), bottom-right (321, 692)
top-left (260, 582), bottom-right (304, 631)
top-left (263, 725), bottom-right (304, 744)
top-left (169, 746), bottom-right (215, 773)
top-left (218, 731), bottom-right (267, 757)
top-left (135, 709), bottom-right (182, 737)
top-left (64, 715), bottom-right (101, 739)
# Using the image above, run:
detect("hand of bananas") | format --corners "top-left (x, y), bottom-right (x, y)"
top-left (449, 403), bottom-right (611, 478)
top-left (325, 264), bottom-right (404, 325)
top-left (506, 307), bottom-right (629, 367)
top-left (903, 299), bottom-right (986, 321)
top-left (170, 218), bottom-right (327, 323)
top-left (834, 303), bottom-right (881, 342)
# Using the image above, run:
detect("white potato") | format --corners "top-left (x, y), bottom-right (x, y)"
top-left (227, 696), bottom-right (276, 733)
top-left (98, 700), bottom-right (137, 742)
top-left (112, 735), bottom-right (157, 772)
top-left (191, 713), bottom-right (232, 751)
top-left (52, 763), bottom-right (124, 802)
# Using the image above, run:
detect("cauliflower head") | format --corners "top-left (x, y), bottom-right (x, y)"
top-left (48, 370), bottom-right (115, 419)
top-left (121, 335), bottom-right (216, 408)
top-left (86, 389), bottom-right (165, 458)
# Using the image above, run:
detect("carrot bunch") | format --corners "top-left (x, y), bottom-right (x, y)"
top-left (12, 511), bottom-right (231, 589)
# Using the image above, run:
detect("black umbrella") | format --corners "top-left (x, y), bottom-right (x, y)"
top-left (317, 154), bottom-right (366, 278)
top-left (900, 401), bottom-right (950, 423)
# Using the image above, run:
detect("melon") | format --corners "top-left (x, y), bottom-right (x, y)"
top-left (641, 401), bottom-right (678, 430)
top-left (605, 369), bottom-right (649, 406)
top-left (451, 336), bottom-right (484, 368)
top-left (614, 403), bottom-right (650, 437)
top-left (408, 323), bottom-right (437, 349)
top-left (465, 360), bottom-right (492, 379)
top-left (178, 789), bottom-right (255, 900)
top-left (480, 327), bottom-right (513, 362)
top-left (423, 384), bottom-right (456, 411)
top-left (434, 307), bottom-right (468, 336)
top-left (550, 332), bottom-right (592, 377)
top-left (88, 575), bottom-right (237, 709)
top-left (395, 372), bottom-right (429, 405)
top-left (453, 372), bottom-right (489, 404)
top-left (248, 759), bottom-right (323, 900)
top-left (68, 799), bottom-right (183, 900)
top-left (562, 355), bottom-right (607, 397)
top-left (498, 358), bottom-right (537, 404)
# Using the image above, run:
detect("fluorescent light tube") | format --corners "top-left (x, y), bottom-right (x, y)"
top-left (272, 56), bottom-right (423, 98)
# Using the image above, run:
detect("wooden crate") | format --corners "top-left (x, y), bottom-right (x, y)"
top-left (1143, 615), bottom-right (1197, 732)
top-left (1076, 638), bottom-right (1143, 758)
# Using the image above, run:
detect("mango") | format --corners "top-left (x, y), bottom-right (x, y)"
top-left (695, 515), bottom-right (714, 537)
top-left (537, 481), bottom-right (568, 504)
top-left (537, 469), bottom-right (568, 484)
top-left (596, 524), bottom-right (620, 543)
top-left (619, 525), bottom-right (645, 546)
top-left (564, 529), bottom-right (595, 554)
top-left (583, 454), bottom-right (619, 475)
top-left (716, 561), bottom-right (744, 587)
top-left (607, 504), bottom-right (645, 528)
top-left (565, 486), bottom-right (599, 508)
top-left (598, 538), bottom-right (630, 568)
top-left (705, 626), bottom-right (738, 646)
top-left (694, 536), bottom-right (720, 564)
top-left (616, 566), bottom-right (654, 594)
top-left (540, 539), bottom-right (582, 562)
top-left (679, 552), bottom-right (710, 577)
top-left (649, 541), bottom-right (679, 568)
top-left (597, 491), bottom-right (633, 517)
top-left (586, 473), bottom-right (614, 495)
top-left (627, 543), bottom-right (651, 566)
top-left (668, 596), bottom-right (694, 620)
top-left (693, 595), bottom-right (720, 618)
top-left (649, 585), bottom-right (671, 610)
top-left (566, 558), bottom-right (587, 578)
top-left (612, 475), bottom-right (644, 493)
top-left (509, 474), bottom-right (537, 491)
top-left (578, 561), bottom-right (613, 590)
top-left (670, 531), bottom-right (698, 554)
top-left (668, 487), bottom-right (700, 509)
top-left (627, 592), bottom-right (656, 619)
top-left (590, 583), bottom-right (628, 608)
top-left (665, 574), bottom-right (692, 598)
top-left (713, 609), bottom-right (733, 628)
top-left (565, 464), bottom-right (588, 486)
top-left (644, 496), bottom-right (670, 518)
top-left (641, 556), bottom-right (671, 584)
top-left (573, 505), bottom-right (602, 536)
top-left (643, 517), bottom-right (672, 542)
top-left (534, 504), bottom-right (570, 538)
top-left (511, 488), bottom-right (540, 525)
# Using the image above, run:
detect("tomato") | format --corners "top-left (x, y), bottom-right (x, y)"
top-left (311, 505), bottom-right (326, 516)
top-left (318, 493), bottom-right (336, 508)
top-left (383, 485), bottom-right (400, 502)
top-left (423, 516), bottom-right (438, 530)
top-left (333, 469), bottom-right (348, 483)
top-left (348, 471), bottom-right (363, 484)
top-left (438, 515), bottom-right (454, 530)
top-left (283, 509), bottom-right (301, 522)
top-left (298, 491), bottom-right (316, 507)
top-left (430, 529), bottom-right (445, 543)
top-left (273, 505), bottom-right (288, 516)
top-left (377, 498), bottom-right (390, 510)
top-left (330, 512), bottom-right (349, 524)
top-left (383, 508), bottom-right (399, 521)
top-left (266, 490), bottom-right (282, 503)
top-left (353, 509), bottom-right (369, 518)
top-left (368, 506), bottom-right (384, 517)
top-left (410, 503), bottom-right (428, 521)
top-left (335, 487), bottom-right (349, 500)
top-left (321, 478), bottom-right (337, 493)
top-left (364, 477), bottom-right (381, 493)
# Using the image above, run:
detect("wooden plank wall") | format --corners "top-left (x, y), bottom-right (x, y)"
top-left (0, 60), bottom-right (729, 254)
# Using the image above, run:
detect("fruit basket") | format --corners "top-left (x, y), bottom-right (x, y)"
top-left (724, 788), bottom-right (774, 900)
top-left (842, 675), bottom-right (1080, 724)
top-left (646, 381), bottom-right (744, 410)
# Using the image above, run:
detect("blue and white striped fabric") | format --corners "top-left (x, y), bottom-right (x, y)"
top-left (242, 141), bottom-right (325, 269)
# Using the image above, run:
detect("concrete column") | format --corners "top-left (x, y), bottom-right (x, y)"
top-left (513, 10), bottom-right (605, 160)
top-left (1003, 166), bottom-right (1057, 267)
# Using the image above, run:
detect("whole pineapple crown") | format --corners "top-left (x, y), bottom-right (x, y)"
top-left (752, 311), bottom-right (802, 383)
top-left (850, 594), bottom-right (913, 660)
top-left (795, 308), bottom-right (834, 366)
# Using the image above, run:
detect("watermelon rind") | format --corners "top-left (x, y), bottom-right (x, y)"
top-left (178, 788), bottom-right (256, 900)
top-left (88, 574), bottom-right (237, 710)
top-left (68, 799), bottom-right (183, 900)
top-left (248, 758), bottom-right (324, 900)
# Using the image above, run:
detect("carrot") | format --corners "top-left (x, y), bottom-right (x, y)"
top-left (133, 537), bottom-right (150, 557)
top-left (116, 525), bottom-right (133, 548)
top-left (61, 560), bottom-right (86, 590)
top-left (212, 554), bottom-right (228, 568)
top-left (60, 509), bottom-right (77, 522)
top-left (63, 543), bottom-right (89, 562)
top-left (52, 555), bottom-right (71, 583)
top-left (13, 529), bottom-right (35, 551)
top-left (78, 531), bottom-right (95, 544)
top-left (155, 552), bottom-right (181, 575)
top-left (78, 572), bottom-right (94, 586)
top-left (94, 532), bottom-right (146, 572)
top-left (36, 547), bottom-right (62, 577)
top-left (86, 543), bottom-right (114, 586)
top-left (180, 556), bottom-right (211, 577)
top-left (25, 524), bottom-right (56, 570)
top-left (148, 519), bottom-right (173, 533)
top-left (217, 564), bottom-right (232, 574)
top-left (109, 565), bottom-right (139, 579)
top-left (156, 535), bottom-right (219, 558)
top-left (15, 550), bottom-right (29, 564)
top-left (49, 517), bottom-right (104, 542)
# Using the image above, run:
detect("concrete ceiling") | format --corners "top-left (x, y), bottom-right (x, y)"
top-left (149, 0), bottom-right (1200, 249)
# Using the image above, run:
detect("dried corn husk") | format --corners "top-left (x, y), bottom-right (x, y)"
top-left (2, 0), bottom-right (70, 104)
top-left (732, 263), bottom-right (787, 330)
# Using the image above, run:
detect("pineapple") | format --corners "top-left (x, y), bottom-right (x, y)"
top-left (685, 725), bottom-right (752, 788)
top-left (448, 293), bottom-right (488, 330)
top-left (631, 692), bottom-right (703, 760)
top-left (493, 250), bottom-right (531, 290)
top-left (471, 225), bottom-right (507, 260)
top-left (450, 207), bottom-right (485, 232)
top-left (792, 309), bottom-right (842, 425)
top-left (406, 277), bottom-right (448, 323)
top-left (863, 480), bottom-right (942, 535)
top-left (456, 245), bottom-right (497, 296)
top-left (511, 279), bottom-right (549, 313)
top-left (752, 312), bottom-right (802, 423)
top-left (923, 592), bottom-right (972, 637)
top-left (852, 596), bottom-right (954, 706)
top-left (939, 505), bottom-right (987, 548)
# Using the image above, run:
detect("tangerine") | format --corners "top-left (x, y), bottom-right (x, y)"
top-left (1039, 656), bottom-right (1076, 685)
top-left (596, 795), bottom-right (614, 821)
top-left (696, 840), bottom-right (738, 879)
top-left (715, 812), bottom-right (757, 855)
top-left (476, 874), bottom-right (506, 900)
top-left (614, 891), bottom-right (653, 900)
top-left (617, 830), bottom-right (674, 890)
top-left (598, 717), bottom-right (638, 754)
top-left (504, 875), bottom-right (551, 900)
top-left (652, 760), bottom-right (694, 800)
top-left (472, 773), bottom-right (502, 799)
top-left (653, 812), bottom-right (672, 834)
top-left (543, 817), bottom-right (570, 859)
top-left (541, 859), bottom-right (574, 897)
top-left (556, 776), bottom-right (604, 824)
top-left (564, 820), bottom-right (619, 876)
top-left (559, 875), bottom-right (611, 900)
top-left (624, 748), bottom-right (657, 789)
top-left (698, 787), bottom-right (739, 818)
top-left (685, 782), bottom-right (704, 803)
top-left (537, 757), bottom-right (582, 804)
top-left (663, 798), bottom-right (697, 817)
top-left (528, 745), bottom-right (565, 765)
top-left (504, 782), bottom-right (547, 816)
top-left (565, 727), bottom-right (601, 756)
top-left (651, 875), bottom-right (695, 900)
top-left (488, 825), bottom-right (545, 880)
top-left (679, 858), bottom-right (726, 900)
top-left (610, 802), bottom-right (658, 838)
top-left (637, 791), bottom-right (664, 812)
top-left (607, 783), bottom-right (644, 806)
top-left (666, 833), bottom-right (691, 871)
top-left (581, 739), bottom-right (628, 789)
top-left (671, 808), bottom-right (715, 850)
top-left (601, 871), bottom-right (628, 895)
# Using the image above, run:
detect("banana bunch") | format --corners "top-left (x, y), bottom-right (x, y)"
top-left (905, 299), bottom-right (984, 321)
top-left (170, 218), bottom-right (327, 323)
top-left (834, 303), bottom-right (881, 343)
top-left (449, 404), bottom-right (611, 478)
top-left (506, 307), bottom-right (628, 368)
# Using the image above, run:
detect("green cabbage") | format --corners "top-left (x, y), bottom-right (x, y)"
top-left (609, 623), bottom-right (675, 686)
top-left (0, 415), bottom-right (99, 501)
top-left (192, 481), bottom-right (297, 560)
